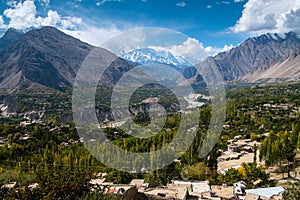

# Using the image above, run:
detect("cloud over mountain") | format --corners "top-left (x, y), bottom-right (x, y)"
top-left (1, 0), bottom-right (81, 30)
top-left (232, 0), bottom-right (300, 34)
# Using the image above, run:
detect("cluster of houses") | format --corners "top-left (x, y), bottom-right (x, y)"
top-left (0, 178), bottom-right (287, 200)
top-left (233, 181), bottom-right (285, 200)
top-left (1, 131), bottom-right (291, 200)
top-left (217, 135), bottom-right (260, 175)
top-left (0, 121), bottom-right (294, 199)
top-left (85, 178), bottom-right (285, 200)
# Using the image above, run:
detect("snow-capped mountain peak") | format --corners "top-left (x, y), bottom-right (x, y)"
top-left (251, 33), bottom-right (286, 42)
top-left (121, 47), bottom-right (193, 68)
top-left (250, 32), bottom-right (300, 43)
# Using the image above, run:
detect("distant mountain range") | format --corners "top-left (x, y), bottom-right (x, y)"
top-left (242, 46), bottom-right (300, 83)
top-left (0, 27), bottom-right (94, 89)
top-left (122, 48), bottom-right (192, 69)
top-left (209, 32), bottom-right (300, 83)
top-left (121, 48), bottom-right (198, 79)
top-left (0, 26), bottom-right (300, 91)
top-left (0, 28), bottom-right (24, 49)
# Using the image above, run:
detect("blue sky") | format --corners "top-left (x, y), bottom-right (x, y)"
top-left (0, 0), bottom-right (299, 55)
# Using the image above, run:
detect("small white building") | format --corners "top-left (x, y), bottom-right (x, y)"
top-left (245, 187), bottom-right (285, 199)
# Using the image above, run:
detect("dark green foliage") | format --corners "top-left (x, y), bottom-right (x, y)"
top-left (240, 163), bottom-right (271, 188)
top-left (283, 184), bottom-right (300, 200)
top-left (0, 168), bottom-right (124, 200)
top-left (217, 163), bottom-right (273, 188)
top-left (220, 168), bottom-right (242, 185)
top-left (105, 170), bottom-right (136, 184)
top-left (260, 128), bottom-right (299, 175)
top-left (34, 168), bottom-right (93, 199)
top-left (181, 162), bottom-right (211, 181)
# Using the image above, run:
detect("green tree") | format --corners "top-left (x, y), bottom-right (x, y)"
top-left (35, 168), bottom-right (93, 199)
top-left (260, 129), bottom-right (299, 174)
top-left (241, 163), bottom-right (270, 188)
top-left (282, 130), bottom-right (298, 177)
top-left (283, 184), bottom-right (300, 200)
top-left (181, 162), bottom-right (211, 181)
top-left (221, 168), bottom-right (242, 185)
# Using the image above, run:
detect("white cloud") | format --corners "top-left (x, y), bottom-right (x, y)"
top-left (68, 1), bottom-right (79, 8)
top-left (39, 0), bottom-right (50, 7)
top-left (6, 0), bottom-right (17, 7)
top-left (3, 0), bottom-right (81, 30)
top-left (96, 0), bottom-right (122, 6)
top-left (207, 5), bottom-right (213, 9)
top-left (148, 38), bottom-right (234, 63)
top-left (232, 0), bottom-right (300, 34)
top-left (169, 38), bottom-right (206, 62)
top-left (234, 0), bottom-right (244, 2)
top-left (60, 16), bottom-right (82, 30)
top-left (4, 0), bottom-right (37, 29)
top-left (64, 25), bottom-right (122, 47)
top-left (0, 0), bottom-right (123, 47)
top-left (281, 9), bottom-right (300, 30)
top-left (41, 10), bottom-right (61, 26)
top-left (176, 2), bottom-right (186, 7)
top-left (149, 38), bottom-right (208, 64)
top-left (205, 44), bottom-right (235, 56)
top-left (0, 16), bottom-right (5, 28)
top-left (216, 1), bottom-right (230, 5)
